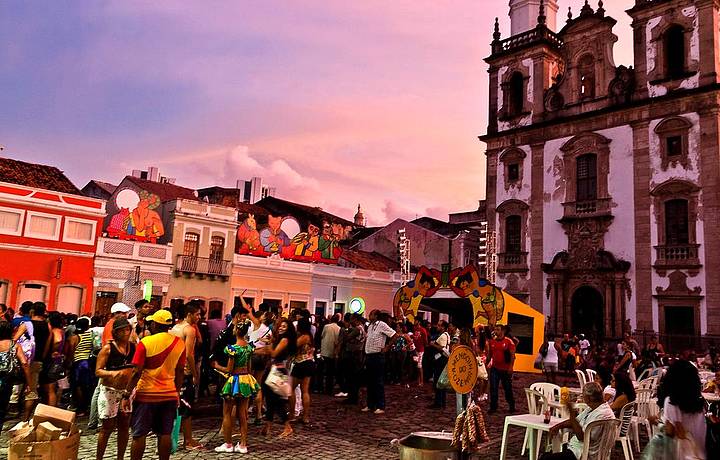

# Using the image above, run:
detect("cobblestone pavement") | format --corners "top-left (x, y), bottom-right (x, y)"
top-left (2, 372), bottom-right (640, 459)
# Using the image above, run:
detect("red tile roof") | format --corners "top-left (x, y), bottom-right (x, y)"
top-left (124, 176), bottom-right (199, 202)
top-left (0, 157), bottom-right (81, 194)
top-left (340, 249), bottom-right (399, 272)
top-left (89, 180), bottom-right (117, 195)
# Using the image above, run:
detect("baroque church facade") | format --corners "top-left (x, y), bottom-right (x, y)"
top-left (482, 0), bottom-right (720, 340)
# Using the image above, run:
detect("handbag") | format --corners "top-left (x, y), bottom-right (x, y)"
top-left (437, 364), bottom-right (452, 391)
top-left (533, 353), bottom-right (544, 370)
top-left (0, 342), bottom-right (24, 384)
top-left (265, 364), bottom-right (291, 398)
top-left (477, 357), bottom-right (488, 380)
top-left (46, 360), bottom-right (65, 382)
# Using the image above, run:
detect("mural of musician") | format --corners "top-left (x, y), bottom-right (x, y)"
top-left (392, 267), bottom-right (441, 323)
top-left (107, 189), bottom-right (165, 243)
top-left (236, 214), bottom-right (346, 264)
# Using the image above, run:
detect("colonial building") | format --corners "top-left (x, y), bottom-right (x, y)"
top-left (99, 175), bottom-right (237, 313)
top-left (0, 158), bottom-right (105, 314)
top-left (482, 0), bottom-right (720, 339)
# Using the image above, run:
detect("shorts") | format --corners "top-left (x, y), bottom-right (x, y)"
top-left (26, 362), bottom-right (43, 400)
top-left (544, 362), bottom-right (558, 373)
top-left (414, 351), bottom-right (424, 368)
top-left (179, 374), bottom-right (195, 417)
top-left (250, 352), bottom-right (270, 373)
top-left (290, 360), bottom-right (316, 379)
top-left (73, 360), bottom-right (92, 388)
top-left (131, 400), bottom-right (178, 437)
top-left (98, 385), bottom-right (131, 420)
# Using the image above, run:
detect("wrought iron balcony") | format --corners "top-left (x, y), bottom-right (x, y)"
top-left (497, 252), bottom-right (528, 273)
top-left (176, 255), bottom-right (231, 277)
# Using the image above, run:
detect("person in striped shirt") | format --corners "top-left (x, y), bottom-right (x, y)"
top-left (122, 309), bottom-right (185, 460)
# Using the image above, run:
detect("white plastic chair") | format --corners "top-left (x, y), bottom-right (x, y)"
top-left (630, 389), bottom-right (654, 452)
top-left (586, 368), bottom-right (597, 383)
top-left (616, 402), bottom-right (635, 460)
top-left (580, 419), bottom-right (621, 460)
top-left (521, 389), bottom-right (548, 458)
top-left (576, 369), bottom-right (588, 388)
top-left (530, 382), bottom-right (561, 416)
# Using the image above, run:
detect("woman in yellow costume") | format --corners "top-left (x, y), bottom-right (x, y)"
top-left (212, 320), bottom-right (260, 454)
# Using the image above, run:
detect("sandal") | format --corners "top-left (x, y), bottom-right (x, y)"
top-left (278, 429), bottom-right (293, 439)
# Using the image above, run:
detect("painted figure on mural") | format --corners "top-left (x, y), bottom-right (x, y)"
top-left (317, 221), bottom-right (340, 260)
top-left (259, 214), bottom-right (289, 254)
top-left (237, 214), bottom-right (262, 252)
top-left (392, 267), bottom-right (440, 323)
top-left (292, 223), bottom-right (320, 257)
top-left (107, 189), bottom-right (164, 243)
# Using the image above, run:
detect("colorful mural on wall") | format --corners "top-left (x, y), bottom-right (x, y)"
top-left (236, 214), bottom-right (347, 264)
top-left (107, 188), bottom-right (165, 243)
top-left (393, 265), bottom-right (505, 328)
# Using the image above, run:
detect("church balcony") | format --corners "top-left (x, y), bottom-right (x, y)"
top-left (497, 252), bottom-right (528, 273)
top-left (175, 255), bottom-right (231, 278)
top-left (492, 25), bottom-right (563, 56)
top-left (560, 198), bottom-right (613, 221)
top-left (654, 244), bottom-right (702, 275)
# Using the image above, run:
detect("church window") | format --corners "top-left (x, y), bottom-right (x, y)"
top-left (507, 163), bottom-right (520, 182)
top-left (665, 199), bottom-right (689, 246)
top-left (509, 72), bottom-right (525, 116)
top-left (505, 215), bottom-right (522, 254)
top-left (666, 136), bottom-right (682, 157)
top-left (578, 55), bottom-right (595, 99)
top-left (665, 25), bottom-right (685, 79)
top-left (655, 117), bottom-right (691, 170)
top-left (576, 154), bottom-right (597, 202)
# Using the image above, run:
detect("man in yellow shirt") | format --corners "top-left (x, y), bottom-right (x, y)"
top-left (123, 310), bottom-right (185, 460)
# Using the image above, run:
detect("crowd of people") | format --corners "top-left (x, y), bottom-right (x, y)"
top-left (536, 329), bottom-right (720, 459)
top-left (0, 298), bottom-right (531, 458)
top-left (4, 297), bottom-right (717, 459)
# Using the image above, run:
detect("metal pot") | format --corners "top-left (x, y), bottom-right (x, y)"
top-left (391, 431), bottom-right (459, 460)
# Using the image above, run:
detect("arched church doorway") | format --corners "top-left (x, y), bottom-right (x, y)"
top-left (571, 286), bottom-right (604, 341)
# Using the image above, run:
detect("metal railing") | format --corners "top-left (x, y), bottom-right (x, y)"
top-left (176, 255), bottom-right (231, 277)
top-left (562, 198), bottom-right (612, 217)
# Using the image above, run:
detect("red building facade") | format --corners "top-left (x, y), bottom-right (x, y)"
top-left (0, 159), bottom-right (105, 314)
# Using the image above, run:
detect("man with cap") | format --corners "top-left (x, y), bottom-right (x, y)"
top-left (102, 302), bottom-right (130, 346)
top-left (123, 309), bottom-right (185, 460)
top-left (95, 317), bottom-right (135, 460)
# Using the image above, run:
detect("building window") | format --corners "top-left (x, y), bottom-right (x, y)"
top-left (315, 301), bottom-right (327, 318)
top-left (508, 163), bottom-right (520, 182)
top-left (56, 285), bottom-right (83, 315)
top-left (334, 302), bottom-right (345, 314)
top-left (578, 54), bottom-right (595, 99)
top-left (499, 147), bottom-right (526, 190)
top-left (651, 180), bottom-right (700, 272)
top-left (509, 72), bottom-right (525, 116)
top-left (665, 25), bottom-right (685, 79)
top-left (666, 136), bottom-right (682, 156)
top-left (62, 217), bottom-right (96, 245)
top-left (576, 154), bottom-right (598, 202)
top-left (0, 207), bottom-right (24, 236)
top-left (183, 232), bottom-right (200, 256)
top-left (665, 199), bottom-right (689, 246)
top-left (505, 216), bottom-right (522, 254)
top-left (210, 235), bottom-right (224, 260)
top-left (655, 117), bottom-right (691, 170)
top-left (25, 212), bottom-right (60, 240)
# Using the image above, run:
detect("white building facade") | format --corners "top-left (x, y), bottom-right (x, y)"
top-left (482, 0), bottom-right (720, 340)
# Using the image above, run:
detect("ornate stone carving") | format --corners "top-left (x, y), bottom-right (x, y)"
top-left (608, 65), bottom-right (635, 105)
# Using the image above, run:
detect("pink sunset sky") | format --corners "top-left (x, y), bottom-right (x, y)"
top-left (0, 1), bottom-right (633, 226)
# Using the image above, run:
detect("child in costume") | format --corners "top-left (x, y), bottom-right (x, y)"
top-left (213, 320), bottom-right (260, 453)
